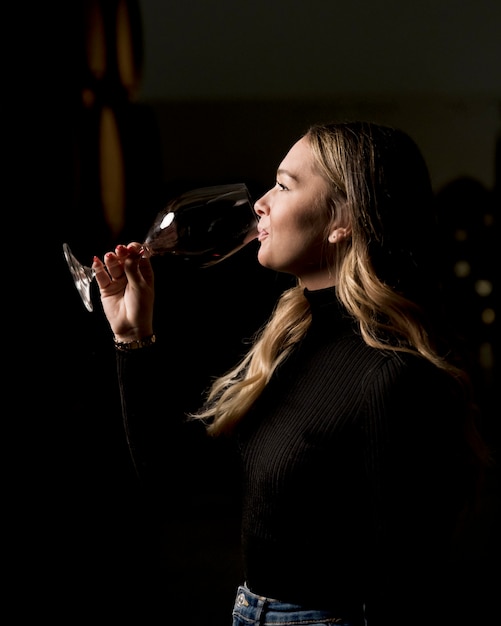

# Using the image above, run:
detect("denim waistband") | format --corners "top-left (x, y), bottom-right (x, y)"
top-left (231, 584), bottom-right (363, 625)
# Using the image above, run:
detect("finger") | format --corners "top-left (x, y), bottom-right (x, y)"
top-left (115, 243), bottom-right (142, 260)
top-left (126, 242), bottom-right (143, 254)
top-left (123, 253), bottom-right (145, 281)
top-left (112, 243), bottom-right (153, 288)
top-left (93, 256), bottom-right (113, 289)
top-left (104, 252), bottom-right (126, 280)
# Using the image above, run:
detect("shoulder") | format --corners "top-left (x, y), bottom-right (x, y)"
top-left (359, 351), bottom-right (465, 433)
top-left (363, 349), bottom-right (450, 391)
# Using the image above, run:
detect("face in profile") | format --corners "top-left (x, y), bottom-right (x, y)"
top-left (254, 136), bottom-right (342, 288)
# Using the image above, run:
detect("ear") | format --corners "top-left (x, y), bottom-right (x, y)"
top-left (328, 225), bottom-right (352, 243)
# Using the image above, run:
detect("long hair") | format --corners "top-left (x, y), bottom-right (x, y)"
top-left (191, 122), bottom-right (490, 474)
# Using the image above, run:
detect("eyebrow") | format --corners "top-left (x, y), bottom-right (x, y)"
top-left (276, 168), bottom-right (300, 182)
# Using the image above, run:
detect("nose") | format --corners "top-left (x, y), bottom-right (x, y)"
top-left (254, 190), bottom-right (270, 218)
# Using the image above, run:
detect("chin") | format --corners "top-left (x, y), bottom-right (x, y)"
top-left (256, 251), bottom-right (271, 269)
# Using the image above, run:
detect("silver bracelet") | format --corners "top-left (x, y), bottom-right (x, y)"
top-left (113, 334), bottom-right (156, 352)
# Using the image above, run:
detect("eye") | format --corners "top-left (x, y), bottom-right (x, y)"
top-left (276, 181), bottom-right (288, 191)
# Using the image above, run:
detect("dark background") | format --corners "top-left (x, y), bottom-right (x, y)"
top-left (14, 0), bottom-right (499, 622)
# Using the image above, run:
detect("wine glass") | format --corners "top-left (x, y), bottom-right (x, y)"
top-left (63, 183), bottom-right (259, 312)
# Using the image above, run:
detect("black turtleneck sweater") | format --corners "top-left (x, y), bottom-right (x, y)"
top-left (116, 287), bottom-right (470, 625)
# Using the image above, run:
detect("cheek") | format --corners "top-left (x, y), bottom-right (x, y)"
top-left (279, 204), bottom-right (325, 238)
top-left (258, 197), bottom-right (331, 268)
top-left (290, 213), bottom-right (328, 250)
top-left (266, 216), bottom-right (327, 267)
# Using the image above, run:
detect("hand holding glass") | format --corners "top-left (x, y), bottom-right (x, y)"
top-left (63, 183), bottom-right (259, 312)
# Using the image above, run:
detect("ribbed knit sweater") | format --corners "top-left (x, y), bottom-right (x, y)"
top-left (116, 286), bottom-right (470, 625)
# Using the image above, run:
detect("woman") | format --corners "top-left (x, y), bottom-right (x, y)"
top-left (93, 121), bottom-right (489, 625)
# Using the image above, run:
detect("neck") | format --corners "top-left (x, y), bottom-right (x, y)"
top-left (299, 272), bottom-right (337, 291)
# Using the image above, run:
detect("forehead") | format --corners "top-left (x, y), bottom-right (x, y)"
top-left (279, 136), bottom-right (314, 173)
top-left (279, 137), bottom-right (330, 198)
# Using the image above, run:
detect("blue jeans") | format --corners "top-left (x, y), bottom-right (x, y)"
top-left (231, 585), bottom-right (364, 626)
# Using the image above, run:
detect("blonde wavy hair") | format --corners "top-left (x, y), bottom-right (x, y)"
top-left (191, 121), bottom-right (488, 466)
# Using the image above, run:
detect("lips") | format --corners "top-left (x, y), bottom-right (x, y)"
top-left (257, 227), bottom-right (269, 242)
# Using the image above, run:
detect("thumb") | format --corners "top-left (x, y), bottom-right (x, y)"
top-left (138, 256), bottom-right (154, 288)
top-left (123, 253), bottom-right (154, 288)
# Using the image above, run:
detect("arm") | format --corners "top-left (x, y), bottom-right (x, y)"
top-left (93, 243), bottom-right (223, 493)
top-left (362, 357), bottom-right (466, 625)
top-left (93, 243), bottom-right (164, 482)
